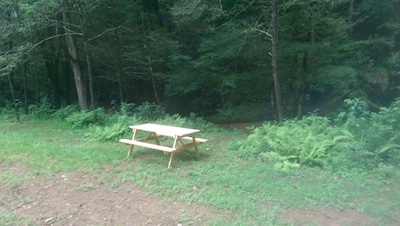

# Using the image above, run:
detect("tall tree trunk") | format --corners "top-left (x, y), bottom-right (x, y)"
top-left (83, 41), bottom-right (95, 108)
top-left (78, 3), bottom-right (95, 109)
top-left (8, 73), bottom-right (19, 121)
top-left (111, 11), bottom-right (124, 104)
top-left (44, 51), bottom-right (61, 109)
top-left (271, 0), bottom-right (283, 122)
top-left (62, 0), bottom-right (88, 110)
top-left (297, 12), bottom-right (316, 119)
top-left (23, 62), bottom-right (28, 114)
top-left (31, 39), bottom-right (40, 105)
top-left (147, 55), bottom-right (161, 105)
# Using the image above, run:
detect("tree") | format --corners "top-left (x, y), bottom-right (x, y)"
top-left (62, 0), bottom-right (88, 110)
top-left (271, 0), bottom-right (283, 122)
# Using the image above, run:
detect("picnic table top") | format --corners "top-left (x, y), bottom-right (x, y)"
top-left (129, 123), bottom-right (200, 137)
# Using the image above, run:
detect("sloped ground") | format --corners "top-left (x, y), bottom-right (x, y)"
top-left (0, 168), bottom-right (383, 226)
top-left (0, 171), bottom-right (223, 225)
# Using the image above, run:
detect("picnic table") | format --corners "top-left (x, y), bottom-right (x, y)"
top-left (119, 123), bottom-right (207, 168)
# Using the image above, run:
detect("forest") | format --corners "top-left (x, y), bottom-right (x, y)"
top-left (1, 0), bottom-right (400, 121)
top-left (1, 1), bottom-right (400, 224)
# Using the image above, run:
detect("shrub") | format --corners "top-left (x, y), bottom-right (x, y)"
top-left (84, 115), bottom-right (142, 142)
top-left (335, 97), bottom-right (400, 169)
top-left (234, 115), bottom-right (352, 168)
top-left (52, 105), bottom-right (80, 119)
top-left (233, 98), bottom-right (400, 172)
top-left (27, 98), bottom-right (54, 118)
top-left (65, 108), bottom-right (107, 128)
top-left (135, 102), bottom-right (165, 120)
top-left (84, 123), bottom-right (128, 142)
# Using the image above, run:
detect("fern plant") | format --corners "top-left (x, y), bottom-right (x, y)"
top-left (84, 123), bottom-right (128, 142)
top-left (236, 115), bottom-right (351, 168)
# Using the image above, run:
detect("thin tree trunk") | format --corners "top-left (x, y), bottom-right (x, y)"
top-left (30, 37), bottom-right (40, 104)
top-left (8, 73), bottom-right (19, 121)
top-left (349, 0), bottom-right (354, 28)
top-left (148, 56), bottom-right (161, 105)
top-left (83, 41), bottom-right (95, 108)
top-left (62, 0), bottom-right (88, 110)
top-left (111, 8), bottom-right (124, 104)
top-left (78, 3), bottom-right (95, 109)
top-left (271, 0), bottom-right (283, 122)
top-left (23, 63), bottom-right (28, 114)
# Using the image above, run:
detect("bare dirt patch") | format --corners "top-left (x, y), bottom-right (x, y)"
top-left (0, 172), bottom-right (221, 225)
top-left (0, 164), bottom-right (392, 226)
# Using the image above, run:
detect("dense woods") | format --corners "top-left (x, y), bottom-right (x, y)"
top-left (1, 0), bottom-right (399, 120)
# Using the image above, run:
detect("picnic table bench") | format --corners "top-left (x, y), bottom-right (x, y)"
top-left (119, 123), bottom-right (207, 168)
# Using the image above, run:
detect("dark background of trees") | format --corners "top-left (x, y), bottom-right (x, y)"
top-left (1, 0), bottom-right (399, 121)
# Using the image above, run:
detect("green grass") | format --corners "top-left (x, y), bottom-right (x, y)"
top-left (1, 118), bottom-right (399, 225)
top-left (0, 211), bottom-right (33, 226)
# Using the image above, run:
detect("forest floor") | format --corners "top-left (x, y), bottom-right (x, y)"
top-left (1, 164), bottom-right (379, 226)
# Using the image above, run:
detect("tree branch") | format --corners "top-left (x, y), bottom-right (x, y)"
top-left (87, 25), bottom-right (124, 42)
top-left (251, 27), bottom-right (272, 38)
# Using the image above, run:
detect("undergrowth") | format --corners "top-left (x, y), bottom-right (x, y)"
top-left (232, 98), bottom-right (400, 173)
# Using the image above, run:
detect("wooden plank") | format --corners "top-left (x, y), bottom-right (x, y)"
top-left (130, 123), bottom-right (200, 137)
top-left (119, 139), bottom-right (176, 152)
top-left (173, 142), bottom-right (204, 152)
top-left (181, 136), bottom-right (208, 143)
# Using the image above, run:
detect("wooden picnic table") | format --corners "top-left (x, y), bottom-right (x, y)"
top-left (119, 123), bottom-right (207, 168)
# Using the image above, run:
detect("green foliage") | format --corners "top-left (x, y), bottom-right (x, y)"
top-left (233, 97), bottom-right (400, 172)
top-left (117, 102), bottom-right (136, 117)
top-left (329, 98), bottom-right (400, 170)
top-left (27, 98), bottom-right (54, 118)
top-left (84, 123), bottom-right (128, 142)
top-left (52, 105), bottom-right (80, 119)
top-left (313, 66), bottom-right (358, 96)
top-left (233, 115), bottom-right (349, 167)
top-left (65, 108), bottom-right (108, 128)
top-left (134, 102), bottom-right (166, 120)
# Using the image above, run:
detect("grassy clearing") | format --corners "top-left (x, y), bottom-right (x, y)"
top-left (1, 119), bottom-right (399, 225)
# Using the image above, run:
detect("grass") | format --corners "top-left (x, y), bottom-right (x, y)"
top-left (1, 118), bottom-right (400, 225)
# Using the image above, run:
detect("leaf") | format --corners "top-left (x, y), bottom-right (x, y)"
top-left (378, 144), bottom-right (400, 154)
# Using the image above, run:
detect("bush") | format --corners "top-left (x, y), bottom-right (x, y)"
top-left (232, 98), bottom-right (400, 172)
top-left (84, 123), bottom-right (129, 142)
top-left (233, 115), bottom-right (351, 168)
top-left (52, 105), bottom-right (80, 119)
top-left (334, 97), bottom-right (400, 169)
top-left (135, 102), bottom-right (165, 120)
top-left (27, 98), bottom-right (54, 118)
top-left (65, 108), bottom-right (107, 128)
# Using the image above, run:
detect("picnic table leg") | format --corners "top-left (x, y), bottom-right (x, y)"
top-left (127, 145), bottom-right (134, 158)
top-left (168, 153), bottom-right (174, 168)
top-left (127, 129), bottom-right (138, 158)
top-left (192, 136), bottom-right (200, 158)
top-left (195, 146), bottom-right (200, 158)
